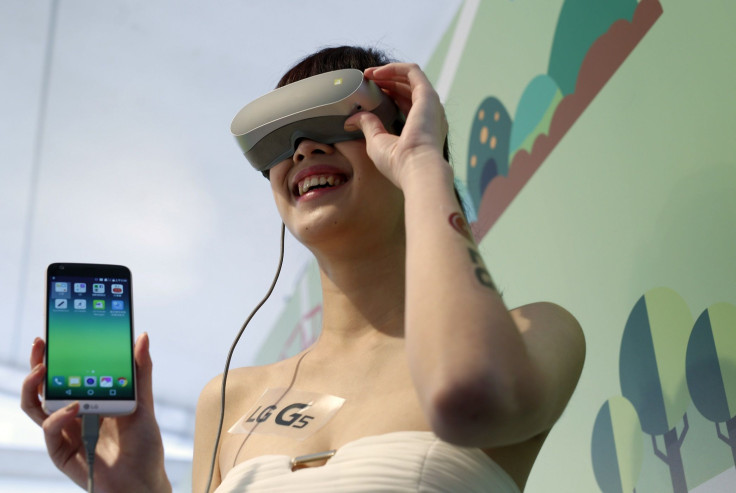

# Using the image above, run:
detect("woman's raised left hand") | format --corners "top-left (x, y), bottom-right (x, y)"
top-left (343, 63), bottom-right (450, 189)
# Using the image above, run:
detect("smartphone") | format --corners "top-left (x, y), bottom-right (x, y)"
top-left (43, 263), bottom-right (137, 415)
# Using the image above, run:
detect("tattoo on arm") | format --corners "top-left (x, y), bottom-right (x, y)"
top-left (468, 247), bottom-right (496, 291)
top-left (448, 212), bottom-right (474, 242)
top-left (447, 212), bottom-right (496, 290)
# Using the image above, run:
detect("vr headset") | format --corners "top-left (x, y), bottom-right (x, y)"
top-left (231, 68), bottom-right (403, 175)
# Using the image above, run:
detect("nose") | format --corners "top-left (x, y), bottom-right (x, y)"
top-left (293, 139), bottom-right (334, 163)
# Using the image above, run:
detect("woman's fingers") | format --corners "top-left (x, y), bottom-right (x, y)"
top-left (21, 362), bottom-right (48, 426)
top-left (367, 63), bottom-right (444, 129)
top-left (345, 111), bottom-right (392, 167)
top-left (372, 80), bottom-right (412, 99)
top-left (373, 82), bottom-right (413, 116)
top-left (134, 332), bottom-right (155, 411)
top-left (30, 337), bottom-right (46, 396)
top-left (356, 62), bottom-right (449, 187)
top-left (366, 62), bottom-right (424, 82)
top-left (30, 337), bottom-right (45, 367)
top-left (42, 402), bottom-right (83, 470)
top-left (368, 64), bottom-right (439, 102)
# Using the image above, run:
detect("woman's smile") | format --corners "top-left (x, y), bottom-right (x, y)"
top-left (290, 164), bottom-right (351, 201)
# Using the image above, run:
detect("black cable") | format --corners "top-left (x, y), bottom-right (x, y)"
top-left (230, 348), bottom-right (311, 467)
top-left (203, 222), bottom-right (286, 493)
top-left (81, 413), bottom-right (100, 493)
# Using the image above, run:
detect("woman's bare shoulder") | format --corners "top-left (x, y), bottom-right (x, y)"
top-left (198, 351), bottom-right (310, 408)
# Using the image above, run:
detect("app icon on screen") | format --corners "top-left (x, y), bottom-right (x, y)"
top-left (111, 300), bottom-right (124, 311)
top-left (69, 376), bottom-right (81, 387)
top-left (74, 283), bottom-right (87, 293)
top-left (111, 284), bottom-right (123, 294)
top-left (100, 376), bottom-right (113, 388)
top-left (54, 299), bottom-right (68, 309)
top-left (51, 376), bottom-right (65, 387)
top-left (93, 300), bottom-right (105, 310)
top-left (74, 299), bottom-right (87, 310)
top-left (93, 283), bottom-right (105, 294)
top-left (84, 376), bottom-right (97, 387)
top-left (55, 282), bottom-right (68, 293)
top-left (117, 377), bottom-right (128, 387)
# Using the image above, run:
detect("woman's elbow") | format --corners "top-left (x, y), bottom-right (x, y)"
top-left (427, 370), bottom-right (542, 446)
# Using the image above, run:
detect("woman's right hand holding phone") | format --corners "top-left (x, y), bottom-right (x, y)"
top-left (21, 333), bottom-right (172, 493)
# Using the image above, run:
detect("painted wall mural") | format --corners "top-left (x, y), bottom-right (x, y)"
top-left (255, 1), bottom-right (736, 491)
top-left (593, 289), bottom-right (736, 492)
top-left (468, 0), bottom-right (662, 240)
top-left (687, 303), bottom-right (736, 465)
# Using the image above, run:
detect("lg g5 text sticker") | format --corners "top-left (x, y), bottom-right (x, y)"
top-left (228, 388), bottom-right (345, 440)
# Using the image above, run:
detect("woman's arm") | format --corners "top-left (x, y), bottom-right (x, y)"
top-left (346, 63), bottom-right (585, 448)
top-left (401, 160), bottom-right (585, 447)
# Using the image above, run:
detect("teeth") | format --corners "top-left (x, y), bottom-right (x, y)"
top-left (297, 174), bottom-right (344, 196)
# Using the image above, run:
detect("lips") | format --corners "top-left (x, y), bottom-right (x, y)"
top-left (291, 165), bottom-right (349, 198)
top-left (296, 174), bottom-right (343, 196)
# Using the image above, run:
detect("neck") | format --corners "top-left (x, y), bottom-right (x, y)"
top-left (310, 238), bottom-right (406, 355)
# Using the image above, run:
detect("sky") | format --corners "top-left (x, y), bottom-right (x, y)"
top-left (0, 0), bottom-right (461, 490)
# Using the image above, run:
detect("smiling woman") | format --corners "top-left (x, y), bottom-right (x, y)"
top-left (192, 45), bottom-right (586, 492)
top-left (20, 45), bottom-right (585, 493)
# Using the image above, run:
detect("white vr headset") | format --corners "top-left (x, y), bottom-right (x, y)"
top-left (231, 69), bottom-right (403, 175)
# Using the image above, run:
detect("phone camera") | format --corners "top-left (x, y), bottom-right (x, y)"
top-left (59, 265), bottom-right (65, 270)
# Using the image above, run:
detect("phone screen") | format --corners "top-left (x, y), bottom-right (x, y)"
top-left (45, 264), bottom-right (135, 411)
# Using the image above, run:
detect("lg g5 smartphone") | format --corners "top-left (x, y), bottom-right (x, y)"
top-left (43, 263), bottom-right (137, 415)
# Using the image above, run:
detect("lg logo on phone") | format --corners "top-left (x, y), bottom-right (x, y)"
top-left (83, 403), bottom-right (100, 410)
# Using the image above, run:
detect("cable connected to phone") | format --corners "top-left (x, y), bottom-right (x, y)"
top-left (81, 413), bottom-right (100, 493)
top-left (204, 222), bottom-right (286, 493)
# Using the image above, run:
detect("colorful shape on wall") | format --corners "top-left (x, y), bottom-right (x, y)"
top-left (686, 302), bottom-right (736, 465)
top-left (469, 0), bottom-right (663, 241)
top-left (591, 396), bottom-right (644, 493)
top-left (508, 75), bottom-right (563, 157)
top-left (467, 98), bottom-right (511, 210)
top-left (619, 287), bottom-right (692, 492)
top-left (548, 0), bottom-right (638, 96)
top-left (594, 289), bottom-right (736, 492)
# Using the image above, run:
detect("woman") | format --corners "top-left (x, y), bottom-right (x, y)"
top-left (22, 46), bottom-right (585, 492)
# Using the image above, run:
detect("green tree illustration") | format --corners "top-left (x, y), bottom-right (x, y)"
top-left (591, 396), bottom-right (644, 492)
top-left (619, 287), bottom-right (693, 493)
top-left (686, 302), bottom-right (736, 465)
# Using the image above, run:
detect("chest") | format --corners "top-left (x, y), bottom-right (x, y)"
top-left (218, 367), bottom-right (429, 476)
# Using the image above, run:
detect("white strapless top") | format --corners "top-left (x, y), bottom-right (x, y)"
top-left (215, 431), bottom-right (520, 492)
